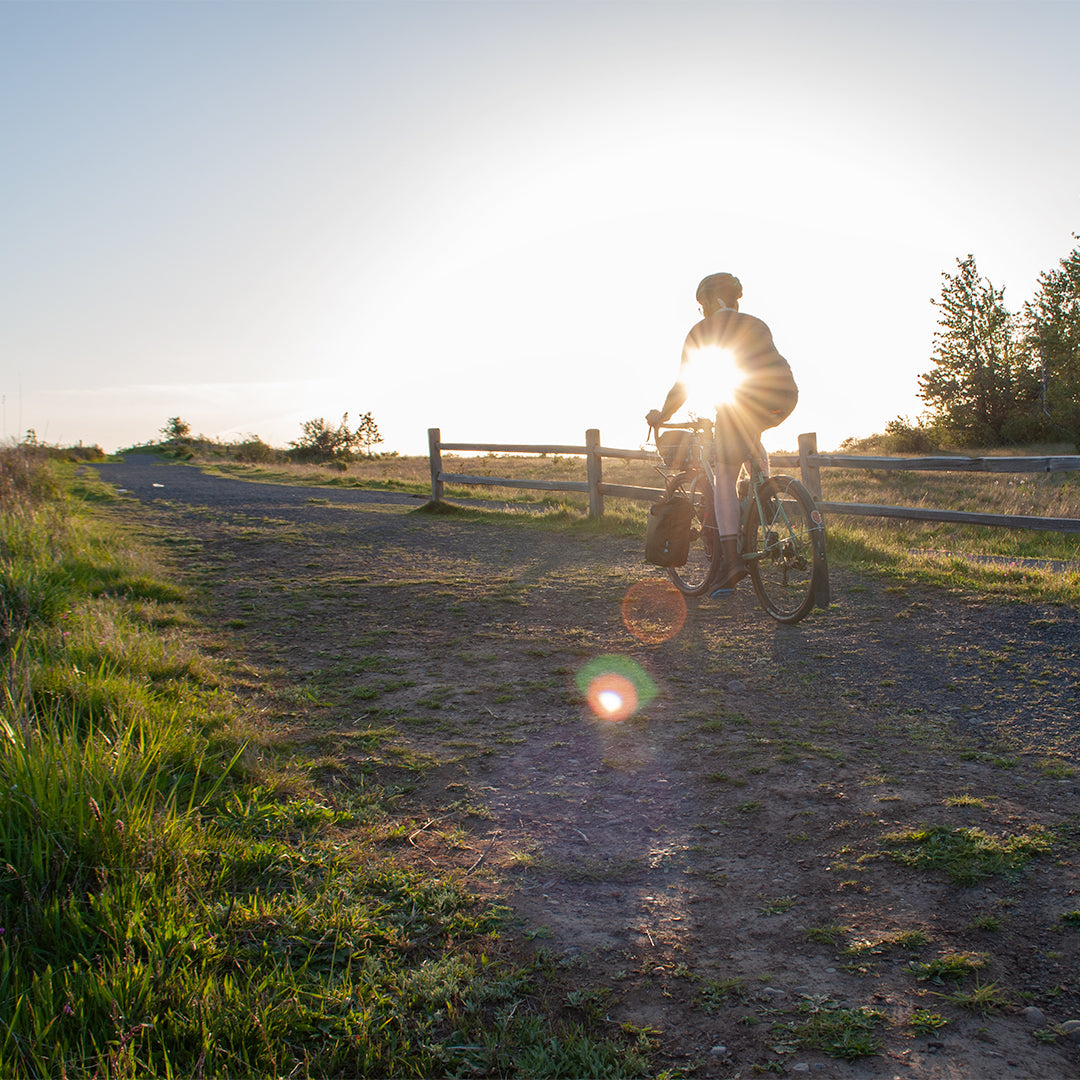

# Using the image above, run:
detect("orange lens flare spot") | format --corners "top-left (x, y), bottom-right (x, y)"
top-left (621, 579), bottom-right (687, 644)
top-left (585, 672), bottom-right (638, 722)
top-left (575, 654), bottom-right (657, 723)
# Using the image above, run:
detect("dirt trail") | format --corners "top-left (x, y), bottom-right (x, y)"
top-left (95, 456), bottom-right (1080, 1078)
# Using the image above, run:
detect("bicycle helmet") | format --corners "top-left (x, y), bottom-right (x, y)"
top-left (696, 272), bottom-right (743, 311)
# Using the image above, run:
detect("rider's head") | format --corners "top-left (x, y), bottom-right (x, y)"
top-left (696, 272), bottom-right (743, 316)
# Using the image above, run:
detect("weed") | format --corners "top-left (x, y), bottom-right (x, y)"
top-left (909, 1009), bottom-right (950, 1035)
top-left (774, 996), bottom-right (885, 1061)
top-left (803, 923), bottom-right (848, 945)
top-left (565, 986), bottom-right (611, 1022)
top-left (758, 895), bottom-right (798, 916)
top-left (1036, 754), bottom-right (1077, 778)
top-left (944, 980), bottom-right (1008, 1014)
top-left (907, 951), bottom-right (990, 984)
top-left (695, 976), bottom-right (750, 1012)
top-left (944, 793), bottom-right (990, 807)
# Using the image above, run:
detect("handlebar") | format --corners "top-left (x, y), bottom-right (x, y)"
top-left (648, 418), bottom-right (713, 441)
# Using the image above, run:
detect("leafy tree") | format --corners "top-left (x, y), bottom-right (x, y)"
top-left (918, 256), bottom-right (1036, 446)
top-left (289, 411), bottom-right (384, 462)
top-left (353, 411), bottom-right (383, 456)
top-left (1024, 236), bottom-right (1080, 449)
top-left (161, 417), bottom-right (191, 441)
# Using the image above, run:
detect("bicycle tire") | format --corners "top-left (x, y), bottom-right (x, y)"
top-left (744, 476), bottom-right (828, 624)
top-left (667, 472), bottom-right (719, 597)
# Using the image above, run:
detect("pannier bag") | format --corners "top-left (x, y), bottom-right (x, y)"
top-left (645, 494), bottom-right (693, 566)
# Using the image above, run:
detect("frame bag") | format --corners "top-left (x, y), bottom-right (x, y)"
top-left (645, 494), bottom-right (692, 567)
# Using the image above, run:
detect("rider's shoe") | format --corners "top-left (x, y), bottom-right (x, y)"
top-left (710, 536), bottom-right (747, 598)
top-left (709, 562), bottom-right (748, 598)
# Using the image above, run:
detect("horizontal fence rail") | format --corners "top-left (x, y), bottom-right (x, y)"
top-left (427, 428), bottom-right (1080, 534)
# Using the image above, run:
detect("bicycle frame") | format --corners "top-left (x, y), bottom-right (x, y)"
top-left (656, 419), bottom-right (771, 559)
top-left (651, 419), bottom-right (830, 619)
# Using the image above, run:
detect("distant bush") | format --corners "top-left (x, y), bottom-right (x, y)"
top-left (287, 411), bottom-right (383, 463)
top-left (882, 417), bottom-right (938, 454)
top-left (160, 416), bottom-right (191, 441)
top-left (232, 437), bottom-right (281, 464)
top-left (838, 417), bottom-right (939, 455)
top-left (6, 434), bottom-right (105, 465)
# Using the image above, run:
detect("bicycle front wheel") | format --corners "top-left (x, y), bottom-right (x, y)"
top-left (744, 476), bottom-right (827, 624)
top-left (667, 472), bottom-right (719, 597)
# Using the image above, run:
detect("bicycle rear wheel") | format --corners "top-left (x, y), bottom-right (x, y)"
top-left (744, 476), bottom-right (827, 624)
top-left (667, 472), bottom-right (719, 597)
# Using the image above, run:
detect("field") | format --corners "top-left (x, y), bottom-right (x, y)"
top-left (195, 441), bottom-right (1080, 589)
top-left (2, 443), bottom-right (1080, 1077)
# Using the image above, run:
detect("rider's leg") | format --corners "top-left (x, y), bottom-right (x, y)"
top-left (711, 460), bottom-right (747, 592)
top-left (710, 407), bottom-right (752, 595)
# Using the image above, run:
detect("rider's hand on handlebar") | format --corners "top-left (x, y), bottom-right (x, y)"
top-left (645, 409), bottom-right (663, 429)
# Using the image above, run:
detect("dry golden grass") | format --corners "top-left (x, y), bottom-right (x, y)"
top-left (192, 443), bottom-right (1080, 577)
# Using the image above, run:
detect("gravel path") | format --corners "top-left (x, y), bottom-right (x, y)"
top-left (91, 453), bottom-right (1080, 760)
top-left (91, 453), bottom-right (429, 515)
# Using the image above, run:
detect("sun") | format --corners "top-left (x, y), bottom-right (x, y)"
top-left (681, 345), bottom-right (741, 416)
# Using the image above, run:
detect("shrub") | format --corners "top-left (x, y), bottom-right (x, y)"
top-left (882, 417), bottom-right (937, 454)
top-left (232, 437), bottom-right (281, 463)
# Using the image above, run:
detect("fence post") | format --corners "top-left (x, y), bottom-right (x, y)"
top-left (428, 427), bottom-right (444, 503)
top-left (586, 428), bottom-right (604, 518)
top-left (798, 432), bottom-right (822, 502)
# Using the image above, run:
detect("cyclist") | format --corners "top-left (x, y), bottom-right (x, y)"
top-left (646, 272), bottom-right (798, 593)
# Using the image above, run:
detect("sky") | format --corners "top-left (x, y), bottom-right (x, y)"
top-left (2, 0), bottom-right (1078, 457)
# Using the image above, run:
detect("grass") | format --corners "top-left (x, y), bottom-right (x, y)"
top-left (881, 824), bottom-right (1054, 885)
top-left (907, 951), bottom-right (990, 984)
top-left (0, 448), bottom-right (649, 1079)
top-left (772, 997), bottom-right (885, 1061)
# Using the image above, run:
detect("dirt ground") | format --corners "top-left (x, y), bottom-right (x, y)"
top-left (94, 457), bottom-right (1080, 1078)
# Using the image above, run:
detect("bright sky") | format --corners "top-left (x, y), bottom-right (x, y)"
top-left (3, 0), bottom-right (1078, 456)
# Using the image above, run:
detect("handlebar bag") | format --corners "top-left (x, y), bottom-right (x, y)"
top-left (645, 493), bottom-right (692, 566)
top-left (657, 429), bottom-right (693, 469)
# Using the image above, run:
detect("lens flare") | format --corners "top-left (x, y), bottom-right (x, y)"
top-left (621, 578), bottom-right (687, 644)
top-left (586, 672), bottom-right (638, 721)
top-left (576, 655), bottom-right (658, 723)
top-left (683, 345), bottom-right (741, 413)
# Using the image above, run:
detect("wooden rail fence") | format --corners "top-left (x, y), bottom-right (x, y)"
top-left (427, 427), bottom-right (1080, 535)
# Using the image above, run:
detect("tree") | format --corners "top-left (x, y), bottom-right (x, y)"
top-left (161, 417), bottom-right (191, 441)
top-left (1024, 236), bottom-right (1080, 449)
top-left (353, 411), bottom-right (383, 456)
top-left (918, 255), bottom-right (1035, 445)
top-left (289, 411), bottom-right (384, 462)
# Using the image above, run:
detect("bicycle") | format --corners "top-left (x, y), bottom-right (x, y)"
top-left (650, 419), bottom-right (829, 624)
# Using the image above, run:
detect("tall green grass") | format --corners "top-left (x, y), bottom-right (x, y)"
top-left (0, 449), bottom-right (646, 1078)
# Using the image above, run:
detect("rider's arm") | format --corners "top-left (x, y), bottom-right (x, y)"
top-left (647, 330), bottom-right (697, 426)
top-left (646, 380), bottom-right (686, 428)
top-left (656, 379), bottom-right (687, 424)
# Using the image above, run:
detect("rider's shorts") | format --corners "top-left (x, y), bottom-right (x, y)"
top-left (714, 384), bottom-right (798, 465)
